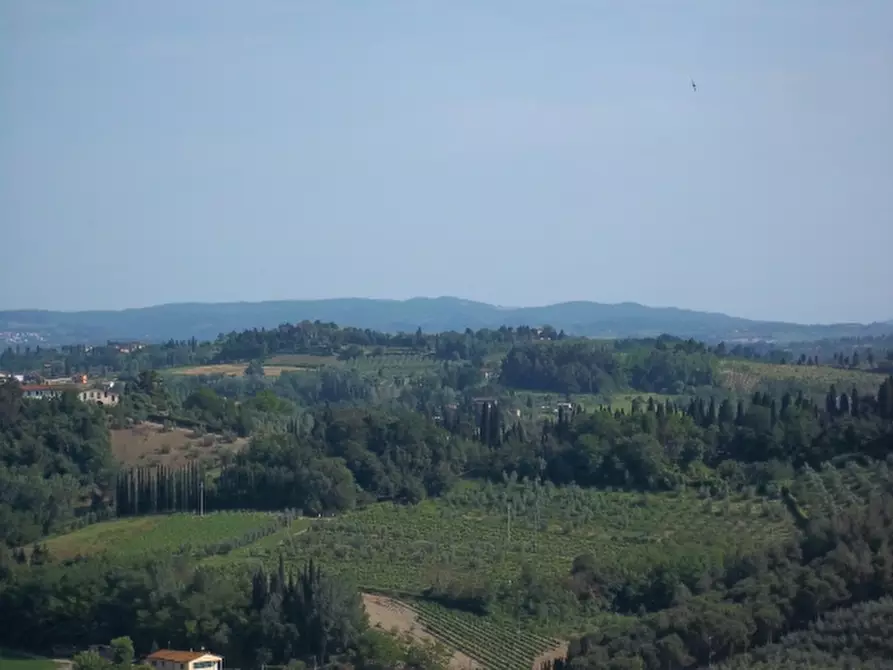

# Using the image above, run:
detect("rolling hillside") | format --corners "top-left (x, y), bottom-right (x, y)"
top-left (3, 297), bottom-right (892, 346)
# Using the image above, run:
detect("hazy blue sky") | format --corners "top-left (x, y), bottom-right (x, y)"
top-left (2, 1), bottom-right (891, 323)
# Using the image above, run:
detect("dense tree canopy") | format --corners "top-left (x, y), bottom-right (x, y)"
top-left (549, 492), bottom-right (893, 670)
top-left (0, 380), bottom-right (114, 546)
top-left (500, 336), bottom-right (719, 395)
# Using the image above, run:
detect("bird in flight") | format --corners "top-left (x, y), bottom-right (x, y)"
top-left (691, 78), bottom-right (697, 92)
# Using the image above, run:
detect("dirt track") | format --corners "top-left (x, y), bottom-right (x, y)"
top-left (362, 593), bottom-right (482, 669)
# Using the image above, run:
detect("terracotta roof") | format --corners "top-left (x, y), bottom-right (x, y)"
top-left (145, 650), bottom-right (220, 663)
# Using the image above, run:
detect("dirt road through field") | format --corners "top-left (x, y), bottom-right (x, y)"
top-left (361, 593), bottom-right (482, 669)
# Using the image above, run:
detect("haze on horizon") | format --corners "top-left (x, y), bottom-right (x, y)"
top-left (1, 1), bottom-right (891, 325)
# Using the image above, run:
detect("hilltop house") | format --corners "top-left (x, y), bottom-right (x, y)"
top-left (108, 340), bottom-right (145, 354)
top-left (145, 650), bottom-right (223, 670)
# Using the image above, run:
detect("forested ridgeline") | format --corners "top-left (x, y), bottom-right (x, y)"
top-left (4, 317), bottom-right (891, 381)
top-left (0, 321), bottom-right (555, 376)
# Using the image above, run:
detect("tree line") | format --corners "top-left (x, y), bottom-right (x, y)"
top-left (500, 335), bottom-right (720, 395)
top-left (0, 550), bottom-right (449, 669)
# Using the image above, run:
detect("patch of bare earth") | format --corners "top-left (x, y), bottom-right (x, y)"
top-left (361, 594), bottom-right (482, 670)
top-left (171, 363), bottom-right (301, 378)
top-left (110, 422), bottom-right (248, 468)
top-left (532, 641), bottom-right (569, 670)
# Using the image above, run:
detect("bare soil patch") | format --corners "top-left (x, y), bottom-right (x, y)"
top-left (170, 363), bottom-right (247, 377)
top-left (361, 594), bottom-right (481, 670)
top-left (110, 422), bottom-right (248, 468)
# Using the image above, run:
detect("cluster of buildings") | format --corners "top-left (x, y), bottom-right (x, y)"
top-left (0, 371), bottom-right (122, 406)
top-left (108, 340), bottom-right (147, 354)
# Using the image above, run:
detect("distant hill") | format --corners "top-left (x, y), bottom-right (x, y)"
top-left (2, 297), bottom-right (892, 347)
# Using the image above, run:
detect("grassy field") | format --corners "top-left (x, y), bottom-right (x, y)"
top-left (41, 511), bottom-right (283, 561)
top-left (265, 354), bottom-right (339, 368)
top-left (110, 422), bottom-right (249, 468)
top-left (348, 357), bottom-right (440, 378)
top-left (0, 649), bottom-right (56, 670)
top-left (720, 360), bottom-right (885, 397)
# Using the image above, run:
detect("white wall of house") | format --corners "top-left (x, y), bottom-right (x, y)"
top-left (147, 654), bottom-right (222, 670)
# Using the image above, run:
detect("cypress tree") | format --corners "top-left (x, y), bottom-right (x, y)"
top-left (277, 553), bottom-right (286, 596)
top-left (718, 399), bottom-right (733, 424)
top-left (706, 398), bottom-right (717, 427)
top-left (826, 385), bottom-right (838, 416)
top-left (480, 403), bottom-right (491, 446)
top-left (133, 468), bottom-right (140, 515)
top-left (781, 392), bottom-right (792, 416)
top-left (878, 378), bottom-right (892, 419)
top-left (489, 404), bottom-right (501, 447)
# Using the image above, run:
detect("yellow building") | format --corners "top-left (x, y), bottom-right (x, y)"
top-left (145, 650), bottom-right (223, 670)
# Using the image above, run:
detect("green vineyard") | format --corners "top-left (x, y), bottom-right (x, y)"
top-left (207, 481), bottom-right (796, 644)
top-left (793, 457), bottom-right (893, 516)
top-left (411, 600), bottom-right (561, 670)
